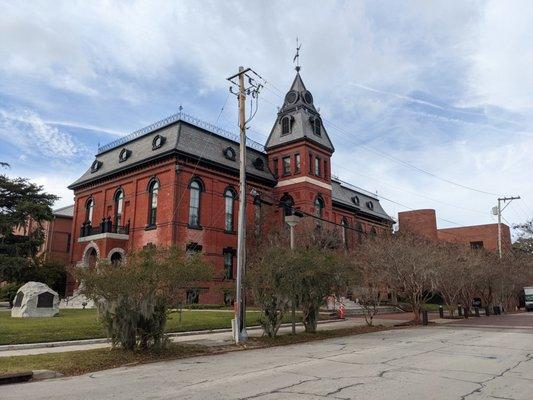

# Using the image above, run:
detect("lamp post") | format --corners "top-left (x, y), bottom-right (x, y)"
top-left (285, 214), bottom-right (300, 334)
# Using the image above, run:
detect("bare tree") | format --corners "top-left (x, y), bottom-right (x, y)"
top-left (358, 232), bottom-right (439, 324)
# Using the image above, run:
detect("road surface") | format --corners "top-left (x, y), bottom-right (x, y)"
top-left (3, 313), bottom-right (532, 399)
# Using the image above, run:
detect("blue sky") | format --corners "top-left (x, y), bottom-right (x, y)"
top-left (1, 0), bottom-right (532, 235)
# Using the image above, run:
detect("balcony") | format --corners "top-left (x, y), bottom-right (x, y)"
top-left (78, 218), bottom-right (130, 243)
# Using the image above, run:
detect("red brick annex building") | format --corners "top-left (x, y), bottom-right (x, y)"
top-left (67, 70), bottom-right (394, 304)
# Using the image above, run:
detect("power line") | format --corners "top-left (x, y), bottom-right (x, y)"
top-left (258, 78), bottom-right (501, 197)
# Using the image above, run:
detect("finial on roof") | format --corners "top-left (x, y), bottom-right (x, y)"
top-left (293, 37), bottom-right (302, 72)
top-left (178, 104), bottom-right (183, 113)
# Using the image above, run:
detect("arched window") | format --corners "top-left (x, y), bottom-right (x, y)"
top-left (313, 118), bottom-right (321, 136)
top-left (281, 116), bottom-right (290, 135)
top-left (189, 179), bottom-right (203, 227)
top-left (355, 221), bottom-right (364, 243)
top-left (114, 189), bottom-right (124, 228)
top-left (370, 226), bottom-right (377, 237)
top-left (341, 218), bottom-right (349, 247)
top-left (280, 193), bottom-right (294, 217)
top-left (110, 252), bottom-right (122, 267)
top-left (147, 179), bottom-right (159, 226)
top-left (314, 196), bottom-right (324, 219)
top-left (224, 188), bottom-right (236, 232)
top-left (85, 198), bottom-right (94, 224)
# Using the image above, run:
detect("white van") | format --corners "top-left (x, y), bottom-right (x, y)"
top-left (525, 287), bottom-right (533, 312)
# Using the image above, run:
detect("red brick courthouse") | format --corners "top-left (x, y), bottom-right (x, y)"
top-left (67, 71), bottom-right (394, 303)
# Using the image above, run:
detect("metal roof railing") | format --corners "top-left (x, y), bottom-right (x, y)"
top-left (97, 111), bottom-right (265, 154)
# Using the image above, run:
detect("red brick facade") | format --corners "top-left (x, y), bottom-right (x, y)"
top-left (398, 209), bottom-right (511, 252)
top-left (67, 72), bottom-right (394, 303)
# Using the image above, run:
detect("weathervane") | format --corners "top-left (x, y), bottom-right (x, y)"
top-left (293, 37), bottom-right (302, 72)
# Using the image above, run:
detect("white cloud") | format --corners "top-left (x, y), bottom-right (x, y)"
top-left (0, 108), bottom-right (86, 159)
top-left (1, 0), bottom-right (532, 232)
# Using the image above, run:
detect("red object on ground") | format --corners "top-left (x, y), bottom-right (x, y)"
top-left (338, 305), bottom-right (346, 319)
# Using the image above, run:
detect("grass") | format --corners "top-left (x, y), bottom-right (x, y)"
top-left (0, 309), bottom-right (308, 345)
top-left (0, 325), bottom-right (389, 376)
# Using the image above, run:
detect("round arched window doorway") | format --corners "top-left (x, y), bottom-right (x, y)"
top-left (87, 248), bottom-right (98, 268)
top-left (110, 252), bottom-right (123, 267)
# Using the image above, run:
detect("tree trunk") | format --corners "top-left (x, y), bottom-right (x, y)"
top-left (303, 304), bottom-right (318, 333)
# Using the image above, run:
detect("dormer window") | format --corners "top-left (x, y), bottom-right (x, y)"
top-left (281, 116), bottom-right (291, 135)
top-left (90, 160), bottom-right (102, 173)
top-left (119, 148), bottom-right (131, 163)
top-left (351, 196), bottom-right (360, 206)
top-left (314, 118), bottom-right (321, 136)
top-left (223, 146), bottom-right (236, 161)
top-left (366, 201), bottom-right (374, 210)
top-left (310, 117), bottom-right (321, 136)
top-left (253, 157), bottom-right (264, 171)
top-left (152, 135), bottom-right (165, 150)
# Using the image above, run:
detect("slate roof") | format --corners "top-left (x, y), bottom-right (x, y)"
top-left (69, 113), bottom-right (275, 189)
top-left (265, 72), bottom-right (334, 152)
top-left (53, 204), bottom-right (74, 218)
top-left (331, 179), bottom-right (394, 223)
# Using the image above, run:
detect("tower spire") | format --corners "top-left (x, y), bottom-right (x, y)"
top-left (293, 37), bottom-right (301, 72)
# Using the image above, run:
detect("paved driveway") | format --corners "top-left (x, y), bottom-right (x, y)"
top-left (3, 313), bottom-right (533, 400)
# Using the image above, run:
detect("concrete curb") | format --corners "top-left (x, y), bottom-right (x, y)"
top-left (0, 318), bottom-right (344, 352)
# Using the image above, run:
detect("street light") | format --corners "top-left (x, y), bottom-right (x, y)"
top-left (285, 213), bottom-right (300, 334)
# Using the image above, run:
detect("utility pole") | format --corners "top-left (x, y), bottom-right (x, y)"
top-left (492, 195), bottom-right (520, 312)
top-left (227, 66), bottom-right (262, 343)
top-left (494, 196), bottom-right (521, 259)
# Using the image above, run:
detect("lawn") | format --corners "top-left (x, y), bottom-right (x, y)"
top-left (0, 325), bottom-right (388, 376)
top-left (0, 309), bottom-right (303, 345)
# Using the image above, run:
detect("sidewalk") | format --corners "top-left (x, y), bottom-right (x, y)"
top-left (0, 314), bottom-right (418, 358)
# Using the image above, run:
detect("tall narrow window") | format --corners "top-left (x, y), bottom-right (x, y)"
top-left (355, 222), bottom-right (363, 244)
top-left (280, 194), bottom-right (294, 217)
top-left (223, 249), bottom-right (234, 280)
top-left (85, 198), bottom-right (94, 223)
top-left (189, 179), bottom-right (202, 227)
top-left (314, 196), bottom-right (324, 219)
top-left (314, 118), bottom-right (321, 136)
top-left (315, 157), bottom-right (321, 177)
top-left (323, 160), bottom-right (328, 180)
top-left (224, 188), bottom-right (235, 232)
top-left (309, 153), bottom-right (313, 173)
top-left (281, 116), bottom-right (290, 135)
top-left (254, 201), bottom-right (262, 238)
top-left (114, 189), bottom-right (124, 228)
top-left (282, 156), bottom-right (291, 176)
top-left (273, 158), bottom-right (279, 178)
top-left (295, 153), bottom-right (301, 173)
top-left (341, 218), bottom-right (348, 247)
top-left (148, 180), bottom-right (159, 226)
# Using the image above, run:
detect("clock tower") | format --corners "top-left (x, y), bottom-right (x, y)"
top-left (266, 69), bottom-right (335, 221)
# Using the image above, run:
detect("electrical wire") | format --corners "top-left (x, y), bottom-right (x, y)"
top-left (258, 78), bottom-right (501, 197)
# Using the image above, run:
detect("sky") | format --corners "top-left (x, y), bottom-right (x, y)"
top-left (1, 0), bottom-right (532, 237)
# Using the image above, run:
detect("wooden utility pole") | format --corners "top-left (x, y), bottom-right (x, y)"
top-left (495, 196), bottom-right (521, 259)
top-left (227, 66), bottom-right (262, 343)
top-left (494, 195), bottom-right (520, 311)
top-left (235, 66), bottom-right (248, 343)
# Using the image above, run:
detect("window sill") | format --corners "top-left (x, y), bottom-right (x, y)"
top-left (145, 225), bottom-right (157, 231)
top-left (188, 224), bottom-right (203, 230)
top-left (224, 230), bottom-right (236, 235)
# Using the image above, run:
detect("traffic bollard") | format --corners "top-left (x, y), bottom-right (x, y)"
top-left (438, 305), bottom-right (444, 318)
top-left (422, 310), bottom-right (428, 325)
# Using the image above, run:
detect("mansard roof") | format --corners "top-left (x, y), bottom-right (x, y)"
top-left (331, 179), bottom-right (395, 223)
top-left (69, 112), bottom-right (276, 190)
top-left (265, 72), bottom-right (334, 152)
